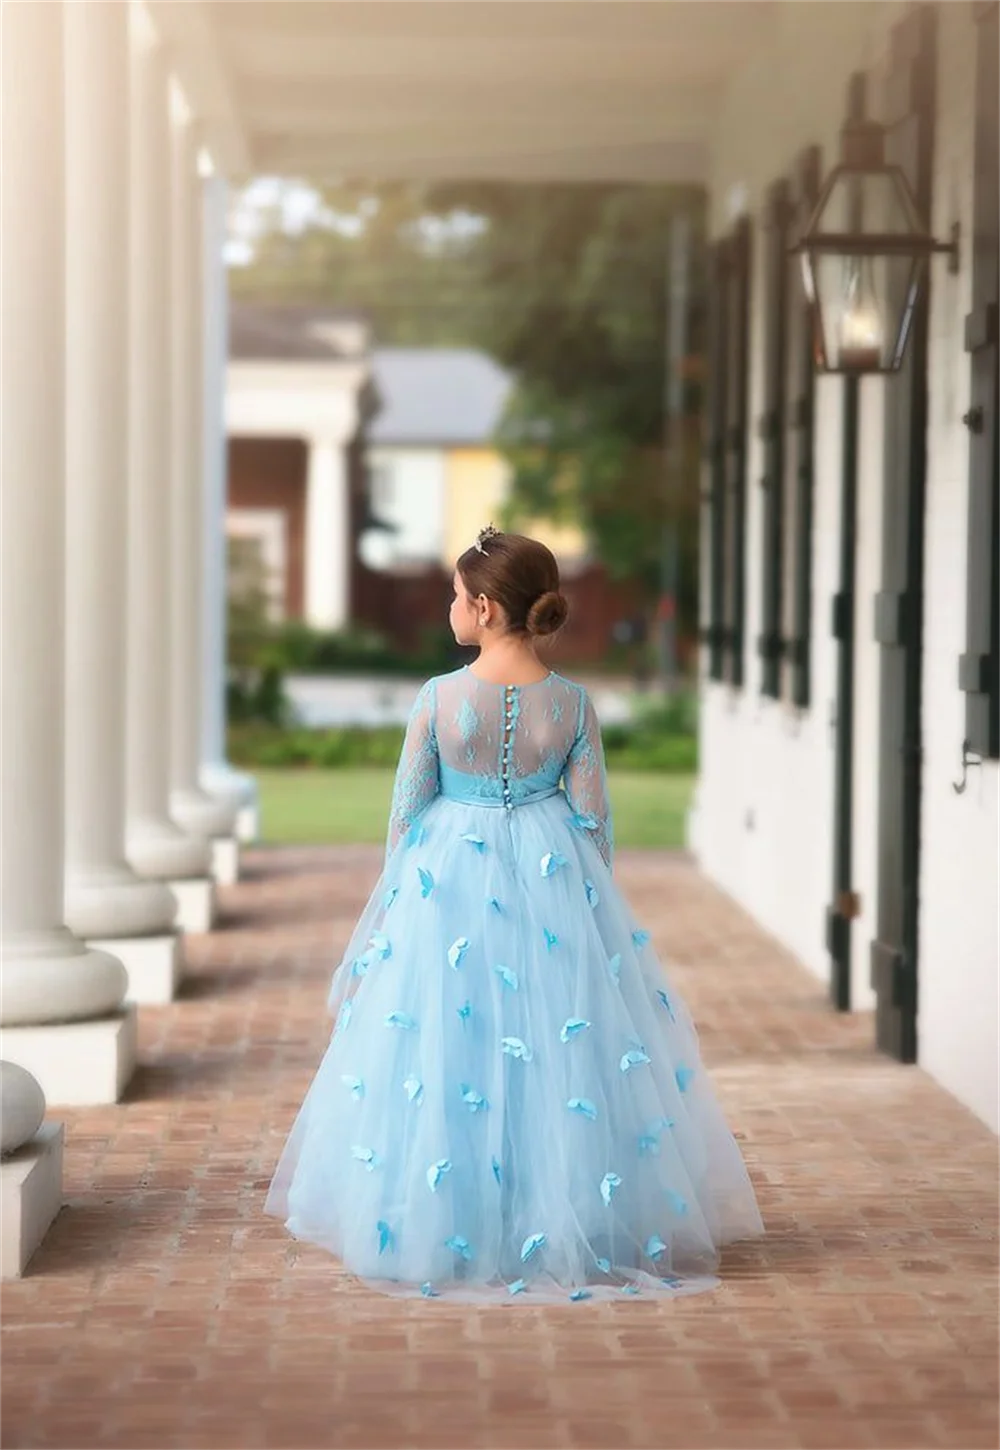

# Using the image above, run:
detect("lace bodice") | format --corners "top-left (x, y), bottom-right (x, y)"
top-left (387, 667), bottom-right (613, 865)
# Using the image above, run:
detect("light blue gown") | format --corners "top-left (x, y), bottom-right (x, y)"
top-left (265, 667), bottom-right (763, 1301)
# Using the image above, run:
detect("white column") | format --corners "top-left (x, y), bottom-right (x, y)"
top-left (199, 172), bottom-right (259, 842)
top-left (0, 0), bottom-right (134, 1103)
top-left (63, 0), bottom-right (179, 972)
top-left (304, 436), bottom-right (350, 629)
top-left (167, 105), bottom-right (237, 850)
top-left (125, 9), bottom-right (213, 905)
top-left (0, 1063), bottom-right (62, 1279)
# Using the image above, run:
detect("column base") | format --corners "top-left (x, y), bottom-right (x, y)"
top-left (169, 876), bottom-right (216, 934)
top-left (127, 816), bottom-right (211, 881)
top-left (211, 835), bottom-right (239, 887)
top-left (0, 1008), bottom-right (137, 1106)
top-left (0, 934), bottom-right (127, 1027)
top-left (201, 763), bottom-right (259, 843)
top-left (235, 802), bottom-right (260, 845)
top-left (65, 869), bottom-right (177, 940)
top-left (170, 786), bottom-right (237, 840)
top-left (1, 1122), bottom-right (63, 1278)
top-left (88, 932), bottom-right (183, 1006)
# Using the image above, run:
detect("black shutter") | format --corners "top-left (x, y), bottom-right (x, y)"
top-left (724, 217), bottom-right (752, 687)
top-left (870, 6), bottom-right (937, 1064)
top-left (786, 147), bottom-right (821, 708)
top-left (704, 238), bottom-right (730, 681)
top-left (757, 180), bottom-right (792, 697)
top-left (959, 0), bottom-right (1000, 759)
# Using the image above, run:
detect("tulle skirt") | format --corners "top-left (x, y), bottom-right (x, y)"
top-left (265, 790), bottom-right (764, 1302)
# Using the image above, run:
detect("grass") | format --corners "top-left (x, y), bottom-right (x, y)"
top-left (254, 769), bottom-right (694, 851)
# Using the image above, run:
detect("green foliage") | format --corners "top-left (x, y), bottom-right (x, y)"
top-left (228, 691), bottom-right (696, 775)
top-left (226, 537), bottom-right (290, 725)
top-left (257, 620), bottom-right (463, 677)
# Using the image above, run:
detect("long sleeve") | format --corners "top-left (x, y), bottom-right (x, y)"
top-left (387, 679), bottom-right (440, 856)
top-left (563, 690), bottom-right (614, 868)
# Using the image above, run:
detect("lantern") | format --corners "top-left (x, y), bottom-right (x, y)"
top-left (793, 119), bottom-right (958, 374)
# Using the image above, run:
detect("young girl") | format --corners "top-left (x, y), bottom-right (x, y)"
top-left (265, 528), bottom-right (763, 1301)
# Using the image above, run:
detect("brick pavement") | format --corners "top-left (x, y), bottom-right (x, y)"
top-left (2, 847), bottom-right (997, 1450)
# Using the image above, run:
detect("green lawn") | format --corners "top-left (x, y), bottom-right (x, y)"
top-left (255, 769), bottom-right (694, 851)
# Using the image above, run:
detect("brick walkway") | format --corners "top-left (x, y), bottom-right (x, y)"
top-left (3, 848), bottom-right (997, 1450)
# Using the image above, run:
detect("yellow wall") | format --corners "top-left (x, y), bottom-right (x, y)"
top-left (443, 447), bottom-right (587, 569)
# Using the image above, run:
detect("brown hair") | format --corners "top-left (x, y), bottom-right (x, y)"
top-left (457, 531), bottom-right (569, 639)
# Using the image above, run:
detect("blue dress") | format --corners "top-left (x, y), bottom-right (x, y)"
top-left (265, 667), bottom-right (763, 1301)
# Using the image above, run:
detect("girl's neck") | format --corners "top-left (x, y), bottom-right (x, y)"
top-left (467, 635), bottom-right (550, 686)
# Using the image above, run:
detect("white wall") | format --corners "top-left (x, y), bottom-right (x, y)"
top-left (919, 5), bottom-right (999, 1133)
top-left (368, 446), bottom-right (446, 567)
top-left (691, 2), bottom-right (998, 1130)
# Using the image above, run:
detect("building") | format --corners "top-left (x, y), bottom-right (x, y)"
top-left (226, 307), bottom-right (626, 660)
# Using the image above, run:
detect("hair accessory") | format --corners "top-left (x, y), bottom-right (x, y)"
top-left (474, 523), bottom-right (500, 555)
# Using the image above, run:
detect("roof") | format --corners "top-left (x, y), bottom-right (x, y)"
top-left (368, 347), bottom-right (513, 447)
top-left (229, 302), bottom-right (369, 362)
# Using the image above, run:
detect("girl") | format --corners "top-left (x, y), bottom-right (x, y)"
top-left (265, 528), bottom-right (763, 1301)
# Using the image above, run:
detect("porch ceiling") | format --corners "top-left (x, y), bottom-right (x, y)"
top-left (148, 0), bottom-right (775, 184)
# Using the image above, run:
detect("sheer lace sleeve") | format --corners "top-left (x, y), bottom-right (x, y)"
top-left (387, 679), bottom-right (439, 856)
top-left (563, 690), bottom-right (614, 868)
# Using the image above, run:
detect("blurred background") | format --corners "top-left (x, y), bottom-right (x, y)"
top-left (222, 176), bottom-right (703, 855)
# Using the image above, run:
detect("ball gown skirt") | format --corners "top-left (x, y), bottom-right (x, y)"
top-left (265, 763), bottom-right (764, 1302)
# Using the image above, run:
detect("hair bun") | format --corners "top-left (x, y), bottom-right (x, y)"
top-left (526, 589), bottom-right (569, 638)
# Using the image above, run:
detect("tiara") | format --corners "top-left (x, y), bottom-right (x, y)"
top-left (474, 523), bottom-right (501, 555)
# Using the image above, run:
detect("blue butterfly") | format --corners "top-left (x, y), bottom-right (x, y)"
top-left (656, 989), bottom-right (676, 1020)
top-left (543, 927), bottom-right (559, 951)
top-left (608, 953), bottom-right (622, 984)
top-left (540, 851), bottom-right (568, 877)
top-left (501, 1037), bottom-right (532, 1062)
top-left (460, 833), bottom-right (486, 853)
top-left (560, 1018), bottom-right (591, 1043)
top-left (418, 867), bottom-right (434, 899)
top-left (369, 933), bottom-right (392, 961)
top-left (457, 1001), bottom-right (472, 1025)
top-left (385, 1011), bottom-right (417, 1031)
top-left (488, 896), bottom-right (505, 915)
top-left (520, 1232), bottom-right (547, 1263)
top-left (620, 1047), bottom-right (652, 1074)
top-left (447, 937), bottom-right (470, 971)
top-left (569, 1289), bottom-right (593, 1302)
top-left (600, 1172), bottom-right (622, 1206)
top-left (595, 1257), bottom-right (611, 1274)
top-left (506, 1279), bottom-right (527, 1296)
top-left (335, 1001), bottom-right (352, 1035)
top-left (420, 1282), bottom-right (439, 1298)
top-left (675, 1067), bottom-right (695, 1093)
top-left (584, 880), bottom-right (600, 909)
top-left (426, 1159), bottom-right (452, 1193)
top-left (340, 1075), bottom-right (365, 1101)
top-left (403, 1076), bottom-right (424, 1106)
top-left (383, 886), bottom-right (399, 911)
top-left (376, 1221), bottom-right (394, 1255)
top-left (667, 1190), bottom-right (689, 1216)
top-left (494, 965), bottom-right (519, 992)
top-left (491, 1157), bottom-right (503, 1186)
top-left (351, 1146), bottom-right (379, 1172)
top-left (460, 1085), bottom-right (489, 1113)
top-left (567, 1098), bottom-right (598, 1122)
top-left (632, 929), bottom-right (651, 949)
top-left (445, 1235), bottom-right (473, 1261)
top-left (645, 1234), bottom-right (668, 1260)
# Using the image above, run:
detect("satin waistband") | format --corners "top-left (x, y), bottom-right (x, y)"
top-left (440, 785), bottom-right (562, 810)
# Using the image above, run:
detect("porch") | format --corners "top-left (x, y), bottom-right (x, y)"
top-left (2, 848), bottom-right (996, 1448)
